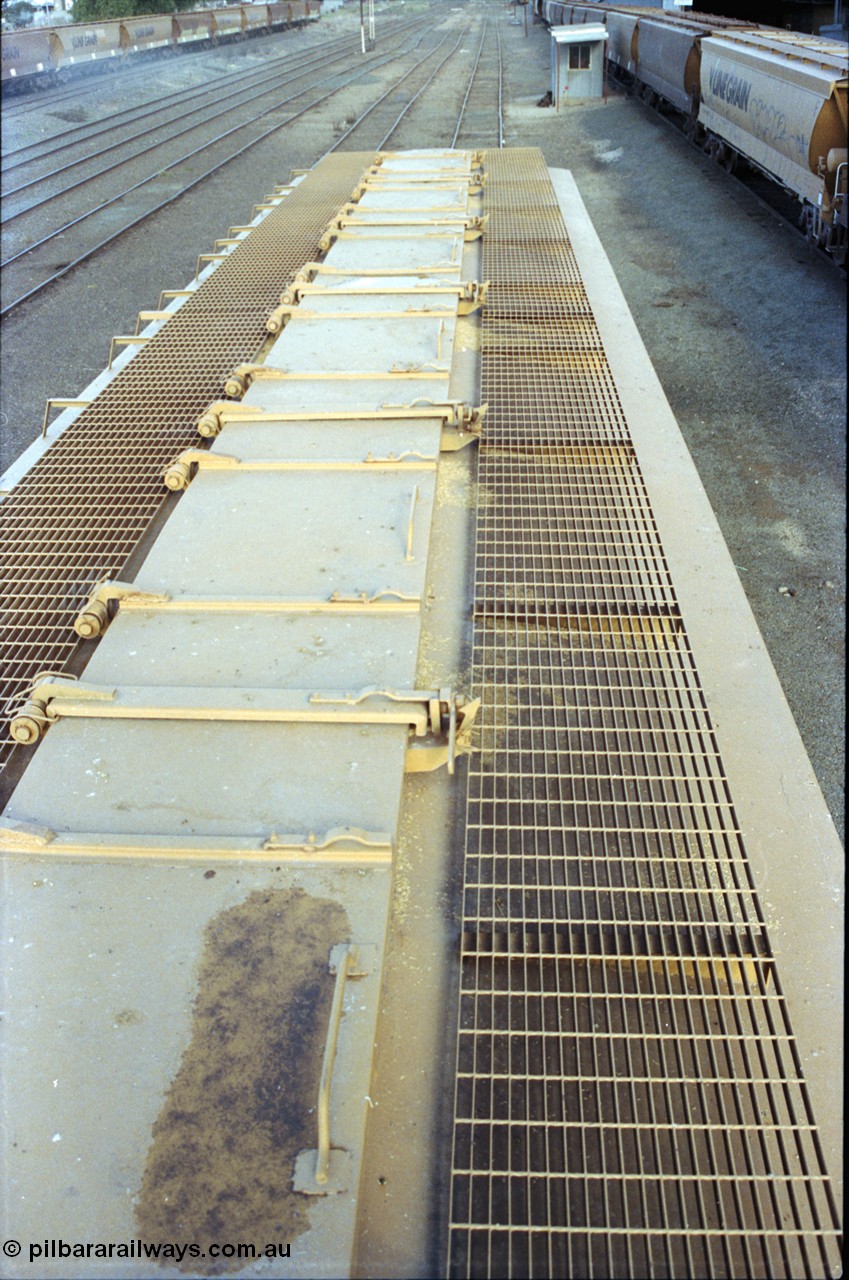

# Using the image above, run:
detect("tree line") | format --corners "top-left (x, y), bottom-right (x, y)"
top-left (72, 0), bottom-right (208, 22)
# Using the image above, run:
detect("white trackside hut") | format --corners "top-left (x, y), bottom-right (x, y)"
top-left (550, 23), bottom-right (609, 105)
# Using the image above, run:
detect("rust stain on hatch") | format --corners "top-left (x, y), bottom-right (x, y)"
top-left (136, 887), bottom-right (350, 1273)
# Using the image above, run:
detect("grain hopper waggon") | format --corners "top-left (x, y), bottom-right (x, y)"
top-left (536, 2), bottom-right (848, 261)
top-left (1, 2), bottom-right (317, 92)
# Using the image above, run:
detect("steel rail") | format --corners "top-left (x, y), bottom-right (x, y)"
top-left (2, 66), bottom-right (335, 214)
top-left (451, 14), bottom-right (488, 149)
top-left (0, 17), bottom-right (435, 216)
top-left (0, 39), bottom-right (327, 172)
top-left (316, 22), bottom-right (466, 159)
top-left (0, 10), bottom-right (431, 180)
top-left (0, 38), bottom-right (214, 116)
top-left (0, 21), bottom-right (362, 167)
top-left (0, 12), bottom-right (315, 111)
top-left (0, 28), bottom-right (440, 314)
top-left (1, 43), bottom-right (362, 197)
top-left (378, 25), bottom-right (474, 151)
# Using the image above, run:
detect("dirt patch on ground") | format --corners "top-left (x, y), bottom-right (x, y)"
top-left (136, 887), bottom-right (350, 1273)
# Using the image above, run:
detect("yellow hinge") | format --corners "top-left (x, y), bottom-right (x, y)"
top-left (374, 149), bottom-right (484, 166)
top-left (358, 182), bottom-right (482, 194)
top-left (339, 201), bottom-right (469, 216)
top-left (362, 167), bottom-right (486, 187)
top-left (266, 303), bottom-right (457, 334)
top-left (279, 280), bottom-right (489, 312)
top-left (280, 262), bottom-right (472, 305)
top-left (73, 580), bottom-right (169, 637)
top-left (226, 368), bottom-right (448, 394)
top-left (265, 303), bottom-right (290, 335)
top-left (319, 214), bottom-right (488, 251)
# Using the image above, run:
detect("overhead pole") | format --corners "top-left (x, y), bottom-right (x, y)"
top-left (360, 0), bottom-right (374, 52)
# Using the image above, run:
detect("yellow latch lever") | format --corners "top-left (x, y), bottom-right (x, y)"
top-left (8, 681), bottom-right (480, 775)
top-left (195, 399), bottom-right (486, 440)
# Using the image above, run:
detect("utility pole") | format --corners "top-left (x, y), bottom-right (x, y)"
top-left (360, 0), bottom-right (375, 52)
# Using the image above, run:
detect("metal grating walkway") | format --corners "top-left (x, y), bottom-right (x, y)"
top-left (0, 152), bottom-right (372, 798)
top-left (446, 149), bottom-right (841, 1280)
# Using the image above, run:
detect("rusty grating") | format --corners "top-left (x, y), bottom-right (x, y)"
top-left (447, 148), bottom-right (841, 1279)
top-left (0, 152), bottom-right (373, 798)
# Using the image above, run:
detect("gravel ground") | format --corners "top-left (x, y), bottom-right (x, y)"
top-left (1, 0), bottom-right (844, 845)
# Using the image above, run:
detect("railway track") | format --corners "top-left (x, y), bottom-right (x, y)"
top-left (452, 14), bottom-right (504, 151)
top-left (0, 35), bottom-right (226, 114)
top-left (0, 7), bottom-right (440, 179)
top-left (0, 5), bottom-right (510, 319)
top-left (0, 22), bottom-right (306, 122)
top-left (0, 20), bottom-right (434, 218)
top-left (327, 22), bottom-right (475, 154)
top-left (1, 38), bottom-right (359, 187)
top-left (325, 10), bottom-right (505, 157)
top-left (0, 15), bottom-right (446, 317)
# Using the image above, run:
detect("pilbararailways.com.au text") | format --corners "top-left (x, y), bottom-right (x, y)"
top-left (6, 1239), bottom-right (292, 1265)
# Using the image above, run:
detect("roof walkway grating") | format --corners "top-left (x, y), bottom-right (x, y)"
top-left (446, 147), bottom-right (841, 1280)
